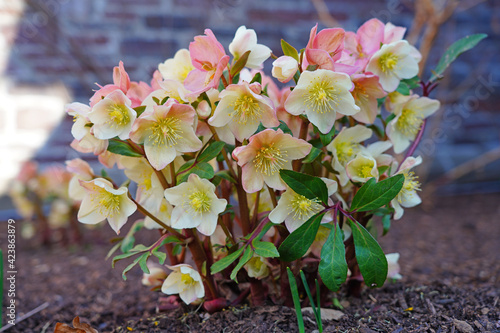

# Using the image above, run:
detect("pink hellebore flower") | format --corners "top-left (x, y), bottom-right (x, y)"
top-left (350, 73), bottom-right (387, 124)
top-left (66, 158), bottom-right (95, 201)
top-left (77, 178), bottom-right (137, 234)
top-left (229, 26), bottom-right (272, 69)
top-left (208, 82), bottom-right (279, 142)
top-left (342, 18), bottom-right (385, 70)
top-left (130, 100), bottom-right (203, 170)
top-left (285, 69), bottom-right (360, 134)
top-left (232, 129), bottom-right (312, 193)
top-left (88, 89), bottom-right (137, 140)
top-left (305, 24), bottom-right (345, 71)
top-left (185, 29), bottom-right (230, 94)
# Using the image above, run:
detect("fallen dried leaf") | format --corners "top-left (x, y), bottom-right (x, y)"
top-left (54, 316), bottom-right (98, 333)
top-left (453, 319), bottom-right (474, 333)
top-left (301, 307), bottom-right (344, 321)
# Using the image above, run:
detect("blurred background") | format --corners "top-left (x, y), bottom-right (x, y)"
top-left (0, 0), bottom-right (499, 219)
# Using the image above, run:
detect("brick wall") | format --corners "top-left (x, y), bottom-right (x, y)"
top-left (1, 0), bottom-right (500, 194)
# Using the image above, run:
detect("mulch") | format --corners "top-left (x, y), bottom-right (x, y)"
top-left (1, 193), bottom-right (499, 332)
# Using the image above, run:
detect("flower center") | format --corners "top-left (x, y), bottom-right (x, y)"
top-left (150, 117), bottom-right (183, 147)
top-left (98, 191), bottom-right (121, 217)
top-left (397, 108), bottom-right (423, 137)
top-left (229, 95), bottom-right (262, 124)
top-left (108, 104), bottom-right (130, 127)
top-left (290, 193), bottom-right (322, 221)
top-left (359, 164), bottom-right (374, 178)
top-left (305, 79), bottom-right (339, 114)
top-left (378, 53), bottom-right (399, 73)
top-left (253, 144), bottom-right (287, 176)
top-left (335, 141), bottom-right (359, 165)
top-left (188, 190), bottom-right (212, 214)
top-left (181, 273), bottom-right (195, 286)
top-left (398, 171), bottom-right (421, 203)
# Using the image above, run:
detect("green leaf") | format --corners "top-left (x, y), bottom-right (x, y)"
top-left (318, 223), bottom-right (348, 292)
top-left (134, 105), bottom-right (147, 117)
top-left (316, 124), bottom-right (337, 147)
top-left (300, 271), bottom-right (322, 329)
top-left (278, 212), bottom-right (324, 262)
top-left (211, 246), bottom-right (244, 274)
top-left (230, 50), bottom-right (252, 77)
top-left (177, 160), bottom-right (195, 174)
top-left (121, 252), bottom-right (149, 281)
top-left (349, 219), bottom-right (388, 288)
top-left (250, 72), bottom-right (262, 84)
top-left (214, 170), bottom-right (237, 184)
top-left (230, 247), bottom-right (253, 281)
top-left (120, 220), bottom-right (144, 253)
top-left (281, 39), bottom-right (299, 61)
top-left (252, 240), bottom-right (279, 258)
top-left (401, 76), bottom-right (420, 89)
top-left (396, 81), bottom-right (410, 95)
top-left (152, 250), bottom-right (167, 265)
top-left (287, 267), bottom-right (305, 333)
top-left (107, 139), bottom-right (143, 157)
top-left (177, 162), bottom-right (215, 183)
top-left (350, 174), bottom-right (404, 212)
top-left (138, 252), bottom-right (150, 274)
top-left (197, 141), bottom-right (226, 163)
top-left (382, 214), bottom-right (391, 236)
top-left (280, 169), bottom-right (329, 205)
top-left (431, 34), bottom-right (487, 82)
top-left (112, 251), bottom-right (140, 268)
top-left (276, 120), bottom-right (293, 136)
top-left (106, 241), bottom-right (122, 260)
top-left (302, 146), bottom-right (322, 164)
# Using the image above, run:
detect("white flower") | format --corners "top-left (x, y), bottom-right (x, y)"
top-left (77, 178), bottom-right (137, 234)
top-left (386, 253), bottom-right (403, 280)
top-left (88, 89), bottom-right (137, 140)
top-left (158, 49), bottom-right (195, 83)
top-left (346, 153), bottom-right (379, 183)
top-left (391, 156), bottom-right (422, 220)
top-left (285, 69), bottom-right (360, 134)
top-left (386, 95), bottom-right (440, 154)
top-left (143, 199), bottom-right (173, 230)
top-left (366, 40), bottom-right (421, 92)
top-left (229, 26), bottom-right (272, 69)
top-left (161, 264), bottom-right (205, 304)
top-left (142, 265), bottom-right (168, 288)
top-left (272, 56), bottom-right (298, 83)
top-left (66, 158), bottom-right (95, 201)
top-left (326, 125), bottom-right (373, 186)
top-left (269, 178), bottom-right (337, 232)
top-left (163, 174), bottom-right (227, 236)
top-left (245, 256), bottom-right (270, 280)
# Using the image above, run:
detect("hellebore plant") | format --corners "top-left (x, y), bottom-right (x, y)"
top-left (65, 23), bottom-right (486, 312)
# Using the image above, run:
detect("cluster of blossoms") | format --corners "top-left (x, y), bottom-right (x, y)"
top-left (9, 161), bottom-right (83, 244)
top-left (65, 19), bottom-right (440, 307)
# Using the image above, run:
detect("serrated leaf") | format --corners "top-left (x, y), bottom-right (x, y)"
top-left (280, 169), bottom-right (328, 205)
top-left (349, 219), bottom-right (388, 288)
top-left (350, 174), bottom-right (404, 212)
top-left (177, 162), bottom-right (215, 183)
top-left (230, 247), bottom-right (254, 282)
top-left (198, 141), bottom-right (226, 163)
top-left (319, 223), bottom-right (347, 292)
top-left (431, 34), bottom-right (487, 82)
top-left (211, 246), bottom-right (244, 274)
top-left (252, 240), bottom-right (279, 258)
top-left (281, 39), bottom-right (299, 61)
top-left (230, 50), bottom-right (252, 77)
top-left (278, 212), bottom-right (324, 262)
top-left (302, 146), bottom-right (322, 164)
top-left (138, 253), bottom-right (150, 274)
top-left (107, 139), bottom-right (143, 157)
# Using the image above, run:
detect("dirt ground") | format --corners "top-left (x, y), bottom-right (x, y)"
top-left (1, 193), bottom-right (499, 332)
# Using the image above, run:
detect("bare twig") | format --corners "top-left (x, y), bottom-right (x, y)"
top-left (0, 302), bottom-right (50, 332)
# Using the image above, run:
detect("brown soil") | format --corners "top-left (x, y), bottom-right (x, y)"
top-left (2, 193), bottom-right (500, 332)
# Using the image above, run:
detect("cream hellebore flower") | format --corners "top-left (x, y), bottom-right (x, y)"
top-left (345, 141), bottom-right (393, 183)
top-left (208, 82), bottom-right (279, 142)
top-left (142, 265), bottom-right (168, 288)
top-left (269, 178), bottom-right (337, 232)
top-left (245, 256), bottom-right (270, 280)
top-left (272, 56), bottom-right (298, 83)
top-left (326, 125), bottom-right (373, 186)
top-left (391, 156), bottom-right (422, 220)
top-left (158, 49), bottom-right (195, 83)
top-left (88, 89), bottom-right (137, 140)
top-left (366, 40), bottom-right (421, 92)
top-left (144, 199), bottom-right (173, 230)
top-left (66, 102), bottom-right (108, 155)
top-left (163, 173), bottom-right (227, 236)
top-left (130, 100), bottom-right (203, 170)
top-left (66, 158), bottom-right (95, 201)
top-left (386, 95), bottom-right (440, 154)
top-left (229, 26), bottom-right (272, 69)
top-left (232, 129), bottom-right (312, 193)
top-left (161, 264), bottom-right (205, 305)
top-left (386, 253), bottom-right (403, 280)
top-left (284, 69), bottom-right (360, 134)
top-left (77, 178), bottom-right (137, 234)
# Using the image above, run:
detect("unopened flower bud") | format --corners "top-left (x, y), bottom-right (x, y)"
top-left (272, 56), bottom-right (298, 83)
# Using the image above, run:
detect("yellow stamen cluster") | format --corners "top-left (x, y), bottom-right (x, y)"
top-left (188, 190), bottom-right (212, 214)
top-left (150, 117), bottom-right (183, 147)
top-left (397, 109), bottom-right (423, 137)
top-left (181, 273), bottom-right (195, 286)
top-left (108, 104), bottom-right (130, 127)
top-left (335, 141), bottom-right (359, 165)
top-left (398, 171), bottom-right (421, 202)
top-left (289, 193), bottom-right (322, 221)
top-left (229, 95), bottom-right (262, 124)
top-left (359, 164), bottom-right (374, 178)
top-left (378, 53), bottom-right (399, 73)
top-left (253, 144), bottom-right (287, 176)
top-left (96, 191), bottom-right (121, 217)
top-left (305, 79), bottom-right (339, 114)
